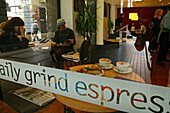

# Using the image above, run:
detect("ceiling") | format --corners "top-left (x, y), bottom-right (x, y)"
top-left (113, 0), bottom-right (170, 7)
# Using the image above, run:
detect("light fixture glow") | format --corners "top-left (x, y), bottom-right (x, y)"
top-left (133, 0), bottom-right (142, 1)
top-left (129, 13), bottom-right (138, 21)
top-left (29, 5), bottom-right (33, 11)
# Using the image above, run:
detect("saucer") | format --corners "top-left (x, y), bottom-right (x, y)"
top-left (99, 64), bottom-right (113, 69)
top-left (113, 67), bottom-right (133, 74)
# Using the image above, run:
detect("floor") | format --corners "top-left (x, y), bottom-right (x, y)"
top-left (90, 38), bottom-right (151, 84)
top-left (0, 38), bottom-right (169, 113)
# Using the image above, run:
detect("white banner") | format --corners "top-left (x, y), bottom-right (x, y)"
top-left (0, 59), bottom-right (169, 113)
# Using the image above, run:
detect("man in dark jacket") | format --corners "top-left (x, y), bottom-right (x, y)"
top-left (50, 18), bottom-right (76, 62)
top-left (115, 14), bottom-right (124, 37)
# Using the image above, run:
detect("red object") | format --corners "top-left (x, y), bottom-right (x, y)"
top-left (117, 6), bottom-right (167, 41)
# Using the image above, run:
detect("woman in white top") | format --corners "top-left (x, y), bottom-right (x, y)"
top-left (140, 22), bottom-right (146, 35)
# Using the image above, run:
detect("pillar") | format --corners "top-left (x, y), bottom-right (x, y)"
top-left (96, 0), bottom-right (105, 45)
top-left (0, 0), bottom-right (8, 23)
top-left (46, 0), bottom-right (60, 32)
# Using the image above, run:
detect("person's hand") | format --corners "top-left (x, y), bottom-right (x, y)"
top-left (157, 15), bottom-right (161, 19)
top-left (20, 26), bottom-right (25, 37)
top-left (63, 39), bottom-right (74, 45)
top-left (68, 39), bottom-right (74, 44)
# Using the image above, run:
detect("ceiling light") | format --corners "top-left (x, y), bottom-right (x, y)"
top-left (133, 0), bottom-right (142, 1)
top-left (159, 0), bottom-right (161, 1)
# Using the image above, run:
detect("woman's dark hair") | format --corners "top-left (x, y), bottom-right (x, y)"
top-left (120, 14), bottom-right (124, 17)
top-left (2, 17), bottom-right (24, 33)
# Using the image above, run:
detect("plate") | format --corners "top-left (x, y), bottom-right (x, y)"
top-left (76, 67), bottom-right (104, 76)
top-left (97, 70), bottom-right (104, 76)
top-left (98, 64), bottom-right (113, 69)
top-left (113, 67), bottom-right (133, 74)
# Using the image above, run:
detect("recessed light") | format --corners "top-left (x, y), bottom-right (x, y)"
top-left (133, 0), bottom-right (142, 1)
top-left (159, 0), bottom-right (161, 1)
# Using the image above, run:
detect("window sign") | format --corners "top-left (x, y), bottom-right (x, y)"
top-left (0, 59), bottom-right (169, 113)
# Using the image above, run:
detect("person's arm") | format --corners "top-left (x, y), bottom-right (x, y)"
top-left (120, 23), bottom-right (123, 28)
top-left (20, 26), bottom-right (25, 37)
top-left (63, 29), bottom-right (76, 45)
top-left (69, 30), bottom-right (76, 45)
top-left (53, 31), bottom-right (60, 44)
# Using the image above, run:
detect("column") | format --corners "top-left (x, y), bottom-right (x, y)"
top-left (96, 0), bottom-right (105, 45)
top-left (46, 0), bottom-right (59, 32)
top-left (0, 0), bottom-right (8, 23)
top-left (60, 0), bottom-right (74, 29)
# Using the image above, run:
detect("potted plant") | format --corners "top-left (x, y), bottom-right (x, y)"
top-left (75, 1), bottom-right (96, 41)
top-left (107, 17), bottom-right (114, 35)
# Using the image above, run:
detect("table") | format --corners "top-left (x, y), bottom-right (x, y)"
top-left (54, 64), bottom-right (145, 112)
top-left (104, 39), bottom-right (126, 47)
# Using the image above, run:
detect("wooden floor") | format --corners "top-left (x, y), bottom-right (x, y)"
top-left (0, 100), bottom-right (18, 113)
top-left (0, 38), bottom-right (169, 113)
top-left (90, 38), bottom-right (151, 84)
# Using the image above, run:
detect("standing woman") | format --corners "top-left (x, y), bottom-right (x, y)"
top-left (149, 9), bottom-right (163, 52)
top-left (156, 5), bottom-right (170, 65)
top-left (0, 17), bottom-right (29, 52)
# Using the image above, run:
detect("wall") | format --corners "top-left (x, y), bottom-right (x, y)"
top-left (60, 0), bottom-right (74, 29)
top-left (117, 6), bottom-right (167, 41)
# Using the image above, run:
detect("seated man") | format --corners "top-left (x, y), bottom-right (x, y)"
top-left (50, 18), bottom-right (76, 62)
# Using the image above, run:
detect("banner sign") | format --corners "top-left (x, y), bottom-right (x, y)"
top-left (0, 59), bottom-right (169, 113)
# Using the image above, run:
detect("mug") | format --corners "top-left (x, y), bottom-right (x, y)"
top-left (116, 62), bottom-right (130, 72)
top-left (99, 58), bottom-right (111, 67)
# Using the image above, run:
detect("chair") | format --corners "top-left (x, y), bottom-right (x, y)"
top-left (61, 40), bottom-right (90, 69)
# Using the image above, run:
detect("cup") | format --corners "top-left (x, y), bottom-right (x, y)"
top-left (116, 37), bottom-right (120, 40)
top-left (116, 61), bottom-right (130, 72)
top-left (99, 58), bottom-right (111, 67)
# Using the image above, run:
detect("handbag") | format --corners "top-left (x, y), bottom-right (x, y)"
top-left (134, 37), bottom-right (145, 51)
top-left (149, 37), bottom-right (158, 50)
top-left (149, 22), bottom-right (154, 30)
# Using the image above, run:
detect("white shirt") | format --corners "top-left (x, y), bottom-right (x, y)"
top-left (140, 25), bottom-right (146, 34)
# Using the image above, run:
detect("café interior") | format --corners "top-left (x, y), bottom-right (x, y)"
top-left (0, 0), bottom-right (169, 113)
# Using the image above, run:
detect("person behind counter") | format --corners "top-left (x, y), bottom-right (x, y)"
top-left (139, 22), bottom-right (146, 36)
top-left (115, 14), bottom-right (124, 37)
top-left (0, 17), bottom-right (29, 53)
top-left (50, 18), bottom-right (76, 63)
top-left (129, 22), bottom-right (136, 36)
